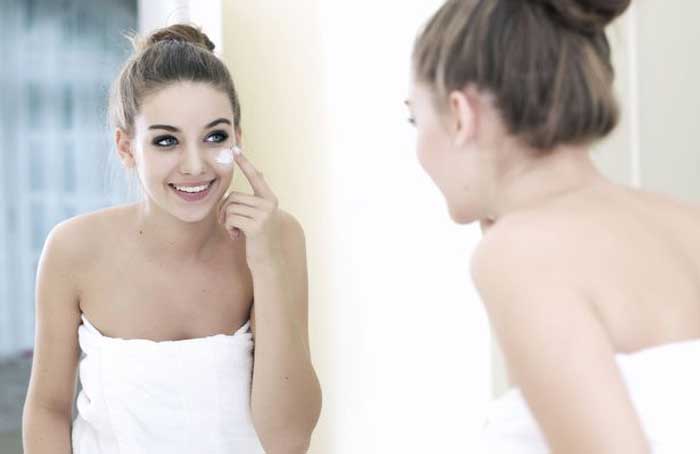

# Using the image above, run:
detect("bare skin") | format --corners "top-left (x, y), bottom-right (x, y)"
top-left (484, 181), bottom-right (700, 356)
top-left (471, 181), bottom-right (700, 454)
top-left (73, 203), bottom-right (252, 342)
top-left (23, 203), bottom-right (248, 453)
top-left (407, 80), bottom-right (700, 453)
top-left (23, 81), bottom-right (320, 454)
top-left (23, 188), bottom-right (319, 454)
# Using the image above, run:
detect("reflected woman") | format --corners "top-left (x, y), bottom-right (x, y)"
top-left (407, 1), bottom-right (700, 453)
top-left (22, 24), bottom-right (321, 454)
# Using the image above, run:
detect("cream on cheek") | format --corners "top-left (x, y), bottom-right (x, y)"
top-left (213, 144), bottom-right (242, 169)
top-left (214, 147), bottom-right (234, 167)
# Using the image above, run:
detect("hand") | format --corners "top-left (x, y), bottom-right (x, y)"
top-left (217, 150), bottom-right (284, 267)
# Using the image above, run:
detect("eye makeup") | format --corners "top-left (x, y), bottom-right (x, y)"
top-left (151, 130), bottom-right (229, 148)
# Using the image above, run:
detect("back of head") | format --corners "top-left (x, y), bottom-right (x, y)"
top-left (413, 0), bottom-right (632, 151)
top-left (108, 23), bottom-right (241, 137)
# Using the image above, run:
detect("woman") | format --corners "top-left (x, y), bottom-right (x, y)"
top-left (407, 1), bottom-right (700, 453)
top-left (22, 24), bottom-right (321, 454)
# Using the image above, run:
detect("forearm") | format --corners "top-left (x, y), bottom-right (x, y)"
top-left (22, 404), bottom-right (73, 454)
top-left (249, 264), bottom-right (322, 453)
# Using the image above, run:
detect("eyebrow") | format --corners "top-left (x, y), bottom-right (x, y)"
top-left (148, 118), bottom-right (232, 132)
top-left (404, 99), bottom-right (412, 106)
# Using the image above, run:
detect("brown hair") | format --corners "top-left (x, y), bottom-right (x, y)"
top-left (413, 0), bottom-right (631, 151)
top-left (108, 23), bottom-right (241, 137)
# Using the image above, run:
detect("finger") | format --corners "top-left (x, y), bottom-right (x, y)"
top-left (224, 191), bottom-right (266, 208)
top-left (224, 215), bottom-right (255, 234)
top-left (217, 192), bottom-right (234, 223)
top-left (224, 203), bottom-right (260, 220)
top-left (218, 195), bottom-right (266, 225)
top-left (234, 152), bottom-right (276, 200)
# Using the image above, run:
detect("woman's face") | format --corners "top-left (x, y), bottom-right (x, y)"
top-left (119, 81), bottom-right (238, 223)
top-left (407, 81), bottom-right (491, 225)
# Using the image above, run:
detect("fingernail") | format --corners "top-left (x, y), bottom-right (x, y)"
top-left (232, 145), bottom-right (242, 156)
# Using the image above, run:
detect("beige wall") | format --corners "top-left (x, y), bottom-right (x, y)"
top-left (221, 1), bottom-right (332, 452)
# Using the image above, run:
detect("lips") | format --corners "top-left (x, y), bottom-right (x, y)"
top-left (169, 179), bottom-right (216, 202)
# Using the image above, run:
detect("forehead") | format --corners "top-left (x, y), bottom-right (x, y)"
top-left (136, 81), bottom-right (234, 128)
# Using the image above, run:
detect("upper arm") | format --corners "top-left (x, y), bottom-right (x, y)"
top-left (250, 210), bottom-right (310, 350)
top-left (471, 222), bottom-right (651, 454)
top-left (24, 220), bottom-right (83, 417)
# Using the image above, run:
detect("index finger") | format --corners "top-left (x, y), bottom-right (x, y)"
top-left (234, 151), bottom-right (275, 200)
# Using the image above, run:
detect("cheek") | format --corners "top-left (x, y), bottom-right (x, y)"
top-left (416, 129), bottom-right (436, 174)
top-left (139, 152), bottom-right (176, 181)
top-left (415, 126), bottom-right (451, 180)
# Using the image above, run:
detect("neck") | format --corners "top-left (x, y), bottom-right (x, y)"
top-left (485, 143), bottom-right (609, 223)
top-left (134, 199), bottom-right (224, 263)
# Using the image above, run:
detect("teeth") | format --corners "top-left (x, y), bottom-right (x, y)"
top-left (173, 181), bottom-right (212, 193)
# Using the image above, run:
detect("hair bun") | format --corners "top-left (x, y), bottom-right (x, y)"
top-left (133, 23), bottom-right (215, 53)
top-left (534, 0), bottom-right (631, 33)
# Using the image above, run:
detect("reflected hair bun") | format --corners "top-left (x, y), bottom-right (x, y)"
top-left (532, 0), bottom-right (631, 33)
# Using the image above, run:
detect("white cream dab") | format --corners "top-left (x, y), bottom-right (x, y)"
top-left (215, 147), bottom-right (234, 166)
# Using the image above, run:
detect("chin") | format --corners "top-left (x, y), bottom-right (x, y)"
top-left (179, 211), bottom-right (210, 223)
top-left (447, 205), bottom-right (478, 225)
top-left (166, 197), bottom-right (214, 223)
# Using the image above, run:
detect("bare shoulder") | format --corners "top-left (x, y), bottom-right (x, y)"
top-left (470, 206), bottom-right (652, 453)
top-left (634, 184), bottom-right (700, 212)
top-left (278, 209), bottom-right (306, 247)
top-left (471, 209), bottom-right (591, 289)
top-left (25, 205), bottom-right (133, 415)
top-left (49, 204), bottom-right (134, 270)
top-left (640, 187), bottom-right (700, 234)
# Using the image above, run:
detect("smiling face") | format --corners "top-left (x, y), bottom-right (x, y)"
top-left (116, 81), bottom-right (239, 222)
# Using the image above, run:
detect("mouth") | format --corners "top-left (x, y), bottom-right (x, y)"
top-left (168, 179), bottom-right (217, 202)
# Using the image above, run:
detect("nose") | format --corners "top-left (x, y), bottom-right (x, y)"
top-left (179, 143), bottom-right (206, 176)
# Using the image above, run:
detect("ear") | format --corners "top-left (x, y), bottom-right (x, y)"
top-left (115, 128), bottom-right (136, 169)
top-left (448, 89), bottom-right (476, 147)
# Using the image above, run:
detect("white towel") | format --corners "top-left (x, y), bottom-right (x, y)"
top-left (71, 314), bottom-right (264, 454)
top-left (483, 338), bottom-right (700, 453)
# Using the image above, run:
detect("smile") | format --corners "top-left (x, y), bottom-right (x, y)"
top-left (168, 180), bottom-right (216, 202)
top-left (171, 181), bottom-right (214, 193)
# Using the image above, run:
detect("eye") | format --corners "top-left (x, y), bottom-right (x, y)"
top-left (153, 135), bottom-right (177, 147)
top-left (205, 130), bottom-right (229, 143)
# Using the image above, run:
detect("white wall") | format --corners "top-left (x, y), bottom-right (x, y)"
top-left (320, 2), bottom-right (491, 452)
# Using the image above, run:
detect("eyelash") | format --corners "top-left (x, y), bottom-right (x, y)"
top-left (152, 130), bottom-right (229, 148)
